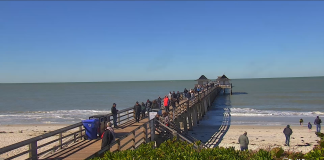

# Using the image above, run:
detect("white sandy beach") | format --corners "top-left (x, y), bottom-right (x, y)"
top-left (0, 124), bottom-right (69, 160)
top-left (215, 125), bottom-right (320, 153)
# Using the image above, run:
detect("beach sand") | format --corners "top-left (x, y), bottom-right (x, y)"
top-left (208, 125), bottom-right (320, 153)
top-left (0, 124), bottom-right (70, 160)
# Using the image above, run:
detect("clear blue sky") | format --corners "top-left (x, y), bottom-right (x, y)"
top-left (0, 1), bottom-right (323, 83)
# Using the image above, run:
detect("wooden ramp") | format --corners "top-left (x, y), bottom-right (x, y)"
top-left (42, 118), bottom-right (150, 160)
top-left (42, 94), bottom-right (205, 160)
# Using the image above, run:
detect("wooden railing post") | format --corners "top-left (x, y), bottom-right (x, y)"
top-left (132, 130), bottom-right (135, 149)
top-left (150, 119), bottom-right (155, 142)
top-left (118, 113), bottom-right (121, 125)
top-left (117, 139), bottom-right (121, 151)
top-left (143, 123), bottom-right (148, 143)
top-left (187, 102), bottom-right (193, 131)
top-left (59, 133), bottom-right (63, 149)
top-left (79, 126), bottom-right (82, 140)
top-left (127, 110), bottom-right (130, 121)
top-left (172, 130), bottom-right (178, 140)
top-left (29, 141), bottom-right (37, 160)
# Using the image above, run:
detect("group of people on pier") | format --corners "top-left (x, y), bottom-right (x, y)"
top-left (103, 82), bottom-right (216, 149)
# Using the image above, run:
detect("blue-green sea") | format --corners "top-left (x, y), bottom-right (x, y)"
top-left (0, 77), bottom-right (323, 125)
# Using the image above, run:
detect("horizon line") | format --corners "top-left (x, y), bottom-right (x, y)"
top-left (0, 75), bottom-right (323, 84)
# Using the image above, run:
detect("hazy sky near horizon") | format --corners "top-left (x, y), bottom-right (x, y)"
top-left (0, 1), bottom-right (323, 83)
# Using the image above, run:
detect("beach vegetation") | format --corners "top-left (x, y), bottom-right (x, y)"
top-left (92, 133), bottom-right (324, 160)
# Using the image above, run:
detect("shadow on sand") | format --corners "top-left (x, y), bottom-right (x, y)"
top-left (188, 94), bottom-right (232, 148)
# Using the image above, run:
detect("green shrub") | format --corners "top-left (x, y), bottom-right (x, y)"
top-left (91, 132), bottom-right (324, 160)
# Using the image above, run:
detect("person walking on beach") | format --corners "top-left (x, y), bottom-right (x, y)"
top-left (308, 122), bottom-right (312, 132)
top-left (111, 103), bottom-right (118, 128)
top-left (164, 96), bottom-right (170, 112)
top-left (314, 116), bottom-right (322, 133)
top-left (238, 131), bottom-right (249, 151)
top-left (134, 101), bottom-right (141, 123)
top-left (101, 122), bottom-right (115, 149)
top-left (283, 125), bottom-right (293, 146)
top-left (300, 118), bottom-right (304, 126)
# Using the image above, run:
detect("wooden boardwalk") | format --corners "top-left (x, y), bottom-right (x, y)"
top-left (43, 118), bottom-right (150, 160)
top-left (0, 85), bottom-right (220, 160)
top-left (43, 98), bottom-right (191, 160)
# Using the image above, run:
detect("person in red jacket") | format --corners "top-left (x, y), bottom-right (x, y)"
top-left (164, 96), bottom-right (170, 112)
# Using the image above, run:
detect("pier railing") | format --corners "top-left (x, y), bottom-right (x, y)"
top-left (0, 122), bottom-right (85, 160)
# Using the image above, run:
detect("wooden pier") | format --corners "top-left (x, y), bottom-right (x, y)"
top-left (0, 84), bottom-right (222, 160)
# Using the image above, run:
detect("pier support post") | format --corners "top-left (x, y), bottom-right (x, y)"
top-left (29, 141), bottom-right (37, 160)
top-left (182, 113), bottom-right (188, 133)
top-left (187, 104), bottom-right (193, 131)
top-left (192, 105), bottom-right (198, 126)
top-left (150, 119), bottom-right (155, 142)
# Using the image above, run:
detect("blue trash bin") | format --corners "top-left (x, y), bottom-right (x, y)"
top-left (82, 119), bottom-right (99, 140)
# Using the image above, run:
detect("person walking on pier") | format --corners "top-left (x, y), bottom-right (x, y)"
top-left (314, 116), bottom-right (322, 133)
top-left (141, 102), bottom-right (146, 119)
top-left (164, 96), bottom-right (170, 112)
top-left (168, 92), bottom-right (172, 100)
top-left (176, 91), bottom-right (180, 104)
top-left (163, 112), bottom-right (170, 127)
top-left (157, 97), bottom-right (162, 109)
top-left (238, 131), bottom-right (249, 151)
top-left (184, 88), bottom-right (188, 98)
top-left (186, 90), bottom-right (191, 100)
top-left (134, 101), bottom-right (141, 123)
top-left (171, 97), bottom-right (176, 110)
top-left (283, 125), bottom-right (293, 146)
top-left (101, 122), bottom-right (115, 149)
top-left (146, 99), bottom-right (152, 112)
top-left (111, 103), bottom-right (118, 128)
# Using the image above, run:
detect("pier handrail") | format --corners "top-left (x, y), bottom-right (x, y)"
top-left (0, 122), bottom-right (85, 160)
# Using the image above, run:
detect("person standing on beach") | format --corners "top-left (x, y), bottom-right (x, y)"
top-left (134, 102), bottom-right (141, 123)
top-left (111, 103), bottom-right (118, 128)
top-left (308, 122), bottom-right (312, 131)
top-left (314, 116), bottom-right (322, 133)
top-left (164, 96), bottom-right (170, 112)
top-left (238, 131), bottom-right (249, 151)
top-left (283, 125), bottom-right (293, 146)
top-left (300, 118), bottom-right (304, 126)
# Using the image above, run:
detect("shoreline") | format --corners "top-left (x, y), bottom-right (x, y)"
top-left (202, 125), bottom-right (320, 153)
top-left (0, 124), bottom-right (69, 159)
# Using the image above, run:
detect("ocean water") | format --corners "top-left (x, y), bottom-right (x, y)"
top-left (0, 80), bottom-right (196, 125)
top-left (0, 77), bottom-right (323, 125)
top-left (208, 76), bottom-right (324, 126)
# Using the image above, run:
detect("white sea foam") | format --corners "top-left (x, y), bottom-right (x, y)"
top-left (230, 108), bottom-right (324, 117)
top-left (0, 110), bottom-right (111, 125)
